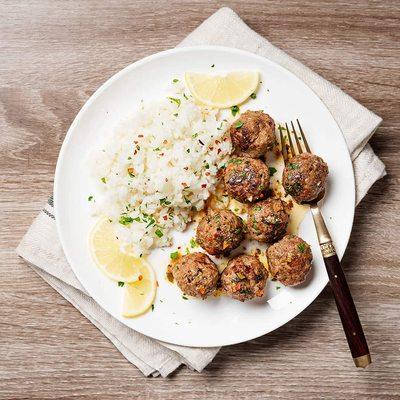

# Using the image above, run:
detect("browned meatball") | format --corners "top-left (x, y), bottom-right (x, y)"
top-left (230, 111), bottom-right (276, 158)
top-left (221, 254), bottom-right (268, 301)
top-left (266, 234), bottom-right (312, 286)
top-left (282, 153), bottom-right (328, 203)
top-left (196, 210), bottom-right (244, 255)
top-left (170, 252), bottom-right (219, 298)
top-left (247, 198), bottom-right (290, 243)
top-left (224, 157), bottom-right (270, 203)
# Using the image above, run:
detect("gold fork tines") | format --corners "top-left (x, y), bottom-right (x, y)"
top-left (285, 122), bottom-right (296, 159)
top-left (296, 119), bottom-right (311, 153)
top-left (291, 121), bottom-right (304, 154)
top-left (280, 119), bottom-right (311, 159)
top-left (278, 125), bottom-right (289, 165)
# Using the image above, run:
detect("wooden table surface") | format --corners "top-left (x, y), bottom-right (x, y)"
top-left (1, 1), bottom-right (399, 399)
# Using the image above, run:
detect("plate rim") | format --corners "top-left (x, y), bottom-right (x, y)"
top-left (54, 45), bottom-right (355, 347)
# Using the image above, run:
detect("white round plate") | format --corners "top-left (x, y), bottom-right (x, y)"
top-left (55, 46), bottom-right (355, 347)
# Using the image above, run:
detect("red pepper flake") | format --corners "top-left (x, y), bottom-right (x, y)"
top-left (163, 215), bottom-right (168, 220)
top-left (215, 139), bottom-right (220, 145)
top-left (223, 137), bottom-right (228, 142)
top-left (205, 172), bottom-right (210, 176)
top-left (178, 246), bottom-right (181, 249)
top-left (138, 275), bottom-right (143, 281)
top-left (138, 134), bottom-right (144, 138)
top-left (156, 280), bottom-right (159, 287)
top-left (165, 178), bottom-right (168, 182)
top-left (133, 140), bottom-right (138, 144)
top-left (217, 148), bottom-right (222, 154)
top-left (160, 153), bottom-right (164, 156)
top-left (201, 184), bottom-right (207, 188)
top-left (181, 182), bottom-right (188, 187)
top-left (163, 139), bottom-right (168, 144)
top-left (134, 150), bottom-right (137, 155)
top-left (184, 167), bottom-right (189, 170)
top-left (209, 146), bottom-right (214, 151)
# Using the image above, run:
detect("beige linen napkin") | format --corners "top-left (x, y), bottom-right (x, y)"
top-left (16, 7), bottom-right (386, 377)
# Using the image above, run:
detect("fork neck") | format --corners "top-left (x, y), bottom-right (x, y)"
top-left (310, 203), bottom-right (336, 257)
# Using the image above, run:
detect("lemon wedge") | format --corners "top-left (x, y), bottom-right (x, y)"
top-left (122, 260), bottom-right (157, 317)
top-left (89, 218), bottom-right (141, 282)
top-left (185, 71), bottom-right (259, 108)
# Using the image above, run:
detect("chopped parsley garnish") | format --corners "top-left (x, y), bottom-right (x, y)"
top-left (204, 163), bottom-right (210, 169)
top-left (160, 197), bottom-right (171, 206)
top-left (145, 216), bottom-right (156, 228)
top-left (190, 238), bottom-right (197, 248)
top-left (253, 205), bottom-right (262, 211)
top-left (151, 304), bottom-right (155, 311)
top-left (173, 113), bottom-right (178, 117)
top-left (101, 177), bottom-right (106, 184)
top-left (298, 243), bottom-right (307, 253)
top-left (269, 167), bottom-right (277, 176)
top-left (286, 182), bottom-right (302, 195)
top-left (186, 149), bottom-right (190, 153)
top-left (211, 64), bottom-right (215, 68)
top-left (119, 215), bottom-right (134, 225)
top-left (172, 78), bottom-right (179, 83)
top-left (192, 132), bottom-right (199, 138)
top-left (235, 120), bottom-right (244, 129)
top-left (153, 147), bottom-right (160, 151)
top-left (288, 163), bottom-right (299, 170)
top-left (230, 105), bottom-right (239, 116)
top-left (118, 281), bottom-right (125, 287)
top-left (168, 97), bottom-right (181, 107)
top-left (170, 251), bottom-right (179, 260)
top-left (276, 286), bottom-right (281, 290)
top-left (182, 295), bottom-right (188, 300)
top-left (250, 93), bottom-right (257, 99)
top-left (183, 93), bottom-right (188, 100)
top-left (127, 156), bottom-right (132, 160)
top-left (228, 158), bottom-right (243, 164)
top-left (87, 195), bottom-right (93, 201)
top-left (155, 229), bottom-right (163, 238)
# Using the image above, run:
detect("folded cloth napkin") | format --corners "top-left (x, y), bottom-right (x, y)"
top-left (16, 7), bottom-right (386, 377)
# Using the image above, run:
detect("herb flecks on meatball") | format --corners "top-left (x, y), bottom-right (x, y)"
top-left (221, 254), bottom-right (268, 301)
top-left (266, 234), bottom-right (312, 286)
top-left (282, 153), bottom-right (328, 203)
top-left (230, 111), bottom-right (276, 158)
top-left (224, 157), bottom-right (270, 203)
top-left (247, 198), bottom-right (290, 243)
top-left (196, 210), bottom-right (244, 255)
top-left (170, 252), bottom-right (219, 298)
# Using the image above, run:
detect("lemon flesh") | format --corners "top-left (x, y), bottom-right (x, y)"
top-left (122, 261), bottom-right (156, 317)
top-left (89, 219), bottom-right (141, 282)
top-left (185, 71), bottom-right (259, 108)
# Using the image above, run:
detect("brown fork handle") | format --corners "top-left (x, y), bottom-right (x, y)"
top-left (323, 252), bottom-right (371, 367)
top-left (311, 204), bottom-right (371, 367)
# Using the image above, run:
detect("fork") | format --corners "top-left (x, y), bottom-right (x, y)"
top-left (278, 120), bottom-right (371, 368)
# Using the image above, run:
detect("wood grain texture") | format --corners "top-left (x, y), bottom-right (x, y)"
top-left (1, 1), bottom-right (399, 399)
